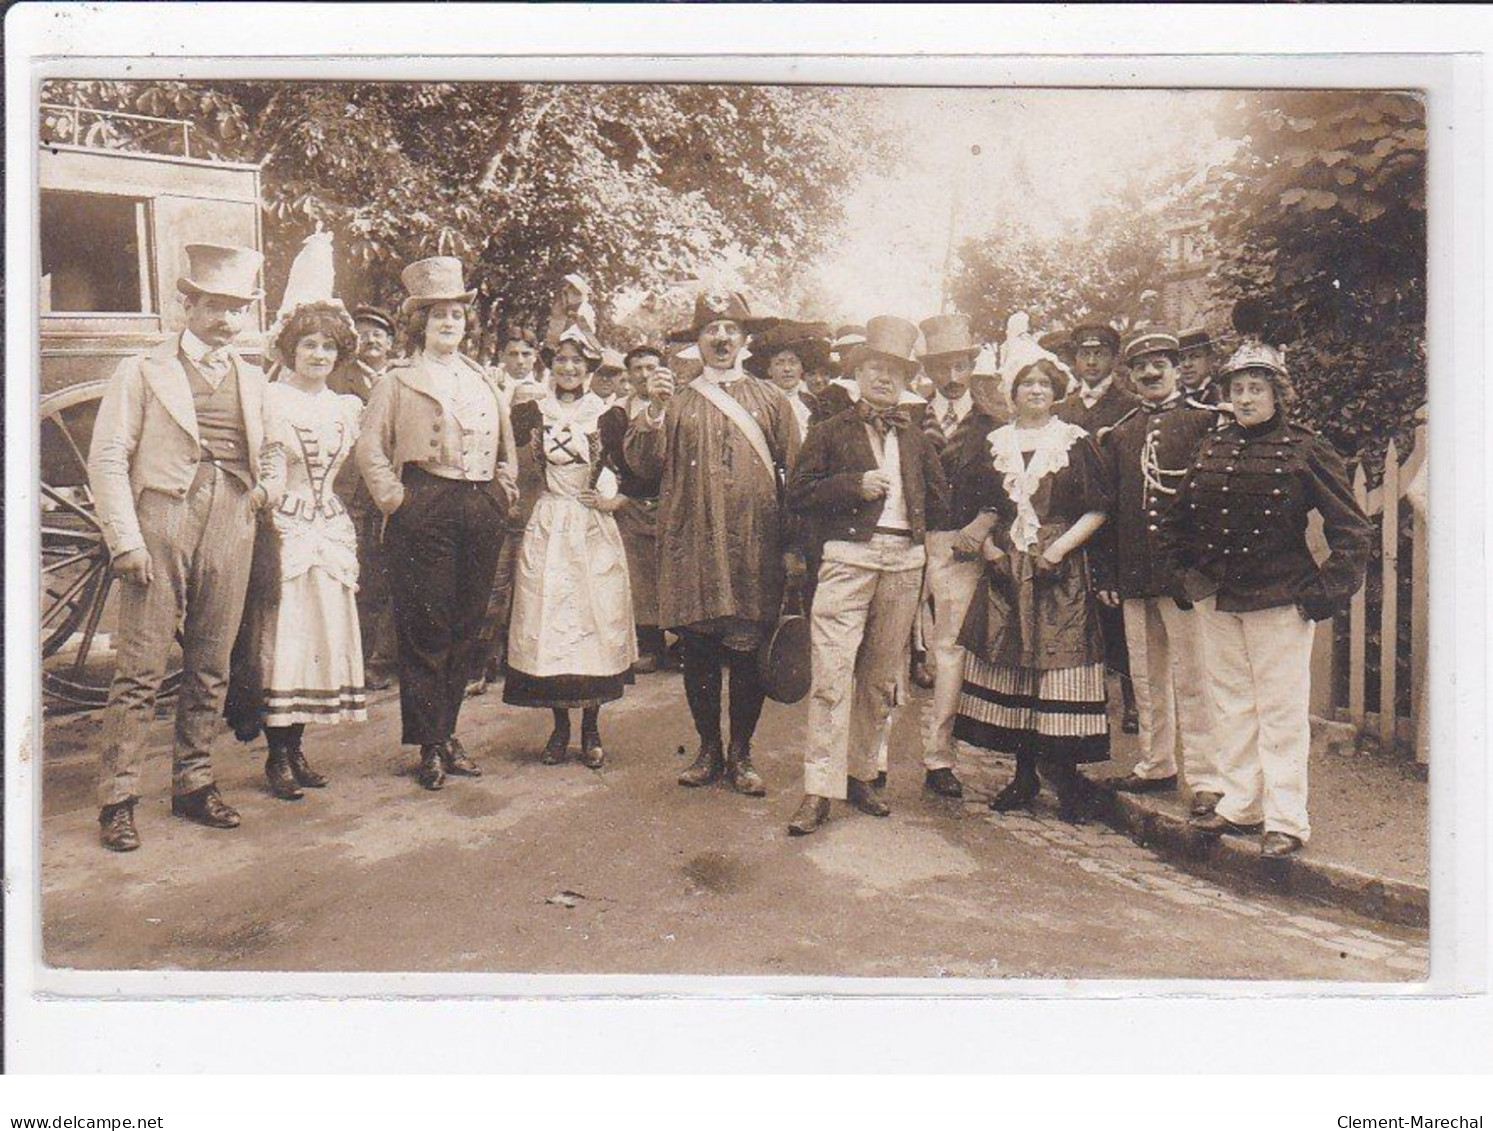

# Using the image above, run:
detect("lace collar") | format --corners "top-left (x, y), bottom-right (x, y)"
top-left (988, 417), bottom-right (1089, 552)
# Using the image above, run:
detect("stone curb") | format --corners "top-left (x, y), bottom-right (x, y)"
top-left (1100, 791), bottom-right (1429, 930)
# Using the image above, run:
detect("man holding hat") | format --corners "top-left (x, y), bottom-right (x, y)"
top-left (1178, 326), bottom-right (1223, 406)
top-left (1096, 327), bottom-right (1223, 806)
top-left (1057, 317), bottom-right (1140, 733)
top-left (624, 291), bottom-right (802, 796)
top-left (89, 243), bottom-right (286, 850)
top-left (328, 303), bottom-right (400, 689)
top-left (785, 316), bottom-right (950, 834)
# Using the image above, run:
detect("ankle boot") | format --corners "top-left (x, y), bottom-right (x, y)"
top-left (265, 739), bottom-right (304, 801)
top-left (678, 737), bottom-right (725, 787)
top-left (1045, 759), bottom-right (1102, 824)
top-left (542, 725), bottom-right (571, 765)
top-left (725, 739), bottom-right (766, 797)
top-left (417, 743), bottom-right (446, 790)
top-left (580, 725), bottom-right (605, 769)
top-left (989, 754), bottom-right (1040, 812)
top-left (286, 736), bottom-right (328, 788)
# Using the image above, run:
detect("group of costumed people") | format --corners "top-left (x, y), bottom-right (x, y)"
top-left (87, 237), bottom-right (1371, 866)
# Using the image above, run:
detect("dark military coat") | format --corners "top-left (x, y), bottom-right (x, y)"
top-left (1055, 378), bottom-right (1138, 435)
top-left (1096, 394), bottom-right (1218, 599)
top-left (1158, 414), bottom-right (1371, 618)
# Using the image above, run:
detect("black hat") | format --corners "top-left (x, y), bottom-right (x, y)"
top-left (667, 290), bottom-right (776, 343)
top-left (1178, 326), bottom-right (1213, 352)
top-left (1071, 321), bottom-right (1120, 353)
top-left (743, 320), bottom-right (833, 379)
top-left (623, 344), bottom-right (664, 368)
top-left (352, 304), bottom-right (396, 335)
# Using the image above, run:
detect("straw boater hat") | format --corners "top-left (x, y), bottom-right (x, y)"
top-left (743, 320), bottom-right (833, 379)
top-left (177, 243), bottom-right (264, 303)
top-left (400, 256), bottom-right (476, 316)
top-left (1122, 327), bottom-right (1182, 366)
top-left (845, 315), bottom-right (921, 379)
top-left (667, 290), bottom-right (776, 343)
top-left (918, 313), bottom-right (980, 362)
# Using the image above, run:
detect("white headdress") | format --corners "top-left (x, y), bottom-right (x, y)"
top-left (269, 230), bottom-right (355, 366)
top-left (998, 311), bottom-right (1073, 403)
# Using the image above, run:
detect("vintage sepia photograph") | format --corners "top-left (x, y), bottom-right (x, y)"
top-left (30, 74), bottom-right (1431, 984)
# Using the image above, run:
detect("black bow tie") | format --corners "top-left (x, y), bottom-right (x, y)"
top-left (859, 402), bottom-right (910, 434)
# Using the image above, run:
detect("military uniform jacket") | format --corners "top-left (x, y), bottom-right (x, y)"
top-left (1055, 379), bottom-right (1138, 435)
top-left (1095, 395), bottom-right (1217, 598)
top-left (1157, 414), bottom-right (1371, 618)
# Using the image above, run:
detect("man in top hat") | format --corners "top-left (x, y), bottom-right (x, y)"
top-left (785, 316), bottom-right (950, 834)
top-left (598, 344), bottom-right (671, 673)
top-left (919, 314), bottom-right (980, 449)
top-left (1057, 317), bottom-right (1140, 733)
top-left (624, 291), bottom-right (801, 796)
top-left (1177, 326), bottom-right (1223, 406)
top-left (89, 243), bottom-right (287, 851)
top-left (745, 320), bottom-right (832, 437)
top-left (327, 303), bottom-right (400, 689)
top-left (1095, 328), bottom-right (1223, 807)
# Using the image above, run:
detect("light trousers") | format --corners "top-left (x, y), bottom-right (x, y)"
top-left (804, 536), bottom-right (925, 800)
top-left (98, 466), bottom-right (256, 806)
top-left (1203, 602), bottom-right (1315, 841)
top-left (920, 531), bottom-right (984, 771)
top-left (1123, 595), bottom-right (1222, 793)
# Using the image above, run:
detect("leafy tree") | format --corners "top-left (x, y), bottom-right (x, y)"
top-left (1200, 90), bottom-right (1426, 472)
top-left (40, 80), bottom-right (873, 341)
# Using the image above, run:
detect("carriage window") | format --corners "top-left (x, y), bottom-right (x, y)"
top-left (40, 190), bottom-right (151, 314)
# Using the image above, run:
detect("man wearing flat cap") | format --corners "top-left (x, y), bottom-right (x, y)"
top-left (1096, 328), bottom-right (1223, 808)
top-left (89, 243), bottom-right (287, 851)
top-left (1057, 317), bottom-right (1140, 733)
top-left (625, 291), bottom-right (802, 797)
top-left (329, 303), bottom-right (400, 689)
top-left (1177, 326), bottom-right (1224, 407)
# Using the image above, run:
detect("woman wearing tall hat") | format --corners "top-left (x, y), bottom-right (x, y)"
top-left (1159, 341), bottom-right (1369, 857)
top-left (504, 325), bottom-right (637, 767)
top-left (355, 257), bottom-right (517, 791)
top-left (951, 337), bottom-right (1113, 822)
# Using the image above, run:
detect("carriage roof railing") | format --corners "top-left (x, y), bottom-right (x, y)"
top-left (41, 102), bottom-right (201, 160)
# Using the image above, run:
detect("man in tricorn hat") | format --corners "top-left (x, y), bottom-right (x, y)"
top-left (1096, 328), bottom-right (1223, 807)
top-left (785, 316), bottom-right (949, 835)
top-left (1057, 316), bottom-right (1140, 733)
top-left (625, 291), bottom-right (802, 797)
top-left (1177, 326), bottom-right (1223, 406)
top-left (88, 243), bottom-right (286, 851)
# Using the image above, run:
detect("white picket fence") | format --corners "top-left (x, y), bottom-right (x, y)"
top-left (1307, 414), bottom-right (1428, 762)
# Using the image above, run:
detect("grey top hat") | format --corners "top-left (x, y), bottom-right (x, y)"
top-left (176, 243), bottom-right (264, 303)
top-left (400, 257), bottom-right (477, 316)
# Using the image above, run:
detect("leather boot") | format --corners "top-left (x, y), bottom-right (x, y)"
top-left (442, 736), bottom-right (483, 777)
top-left (847, 777), bottom-right (890, 817)
top-left (787, 795), bottom-right (830, 836)
top-left (725, 739), bottom-right (766, 796)
top-left (171, 785), bottom-right (241, 828)
top-left (265, 738), bottom-right (304, 801)
top-left (580, 726), bottom-right (605, 769)
top-left (286, 736), bottom-right (329, 789)
top-left (989, 754), bottom-right (1041, 812)
top-left (678, 737), bottom-right (725, 787)
top-left (99, 800), bottom-right (140, 852)
top-left (541, 726), bottom-right (570, 766)
top-left (417, 744), bottom-right (446, 791)
top-left (1047, 760), bottom-right (1105, 825)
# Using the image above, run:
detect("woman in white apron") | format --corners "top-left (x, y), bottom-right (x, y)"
top-left (504, 326), bottom-right (637, 767)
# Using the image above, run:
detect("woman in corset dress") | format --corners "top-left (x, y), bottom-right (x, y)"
top-left (255, 301), bottom-right (368, 799)
top-left (504, 326), bottom-right (637, 767)
top-left (952, 352), bottom-right (1113, 823)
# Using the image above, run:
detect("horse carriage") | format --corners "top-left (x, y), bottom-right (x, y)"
top-left (39, 109), bottom-right (265, 709)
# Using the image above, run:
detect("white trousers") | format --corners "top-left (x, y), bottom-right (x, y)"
top-left (920, 531), bottom-right (985, 771)
top-left (804, 537), bottom-right (925, 800)
top-left (1123, 595), bottom-right (1222, 792)
top-left (1202, 602), bottom-right (1315, 841)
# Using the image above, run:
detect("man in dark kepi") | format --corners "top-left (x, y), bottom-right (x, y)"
top-left (1056, 317), bottom-right (1140, 734)
top-left (625, 290), bottom-right (803, 797)
top-left (1177, 325), bottom-right (1224, 406)
top-left (1094, 327), bottom-right (1223, 808)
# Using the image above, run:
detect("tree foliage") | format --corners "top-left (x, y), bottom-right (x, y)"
top-left (948, 178), bottom-right (1174, 340)
top-left (1201, 91), bottom-right (1427, 470)
top-left (41, 80), bottom-right (873, 341)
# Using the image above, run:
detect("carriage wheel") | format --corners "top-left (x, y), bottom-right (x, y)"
top-left (40, 381), bottom-right (182, 711)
